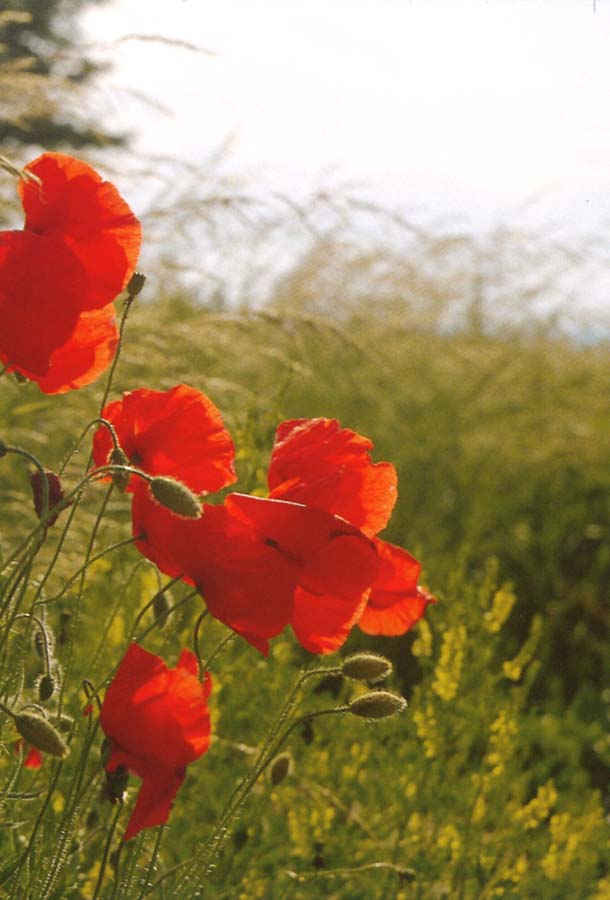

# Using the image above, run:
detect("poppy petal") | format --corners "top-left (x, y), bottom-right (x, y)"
top-left (100, 643), bottom-right (211, 772)
top-left (94, 385), bottom-right (236, 494)
top-left (122, 767), bottom-right (185, 841)
top-left (21, 152), bottom-right (141, 310)
top-left (0, 230), bottom-right (85, 376)
top-left (357, 539), bottom-right (436, 636)
top-left (290, 587), bottom-right (369, 655)
top-left (226, 493), bottom-right (381, 601)
top-left (132, 488), bottom-right (296, 655)
top-left (268, 418), bottom-right (397, 537)
top-left (31, 303), bottom-right (118, 394)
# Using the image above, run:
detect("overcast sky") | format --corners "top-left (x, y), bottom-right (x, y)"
top-left (84, 0), bottom-right (610, 224)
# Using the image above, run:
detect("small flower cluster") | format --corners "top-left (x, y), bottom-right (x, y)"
top-left (1, 153), bottom-right (434, 843)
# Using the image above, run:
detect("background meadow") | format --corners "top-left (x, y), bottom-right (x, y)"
top-left (0, 2), bottom-right (609, 898)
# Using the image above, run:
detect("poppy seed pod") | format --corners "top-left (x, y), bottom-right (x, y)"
top-left (348, 690), bottom-right (407, 720)
top-left (15, 712), bottom-right (69, 757)
top-left (269, 752), bottom-right (293, 787)
top-left (341, 652), bottom-right (393, 682)
top-left (150, 477), bottom-right (202, 519)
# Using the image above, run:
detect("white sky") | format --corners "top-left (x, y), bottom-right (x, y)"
top-left (83, 0), bottom-right (610, 225)
top-left (80, 0), bottom-right (610, 329)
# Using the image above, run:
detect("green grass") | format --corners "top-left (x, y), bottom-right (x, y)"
top-left (0, 297), bottom-right (608, 899)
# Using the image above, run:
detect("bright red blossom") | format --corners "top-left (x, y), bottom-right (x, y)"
top-left (269, 417), bottom-right (397, 537)
top-left (100, 643), bottom-right (211, 841)
top-left (359, 539), bottom-right (435, 635)
top-left (0, 152), bottom-right (140, 392)
top-left (268, 418), bottom-right (435, 640)
top-left (14, 741), bottom-right (43, 769)
top-left (132, 488), bottom-right (380, 655)
top-left (93, 385), bottom-right (236, 494)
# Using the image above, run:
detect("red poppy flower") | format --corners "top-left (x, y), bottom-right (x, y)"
top-left (268, 418), bottom-right (398, 537)
top-left (93, 385), bottom-right (237, 494)
top-left (100, 643), bottom-right (212, 841)
top-left (0, 152), bottom-right (140, 391)
top-left (358, 539), bottom-right (435, 635)
top-left (20, 153), bottom-right (141, 311)
top-left (132, 487), bottom-right (380, 656)
top-left (14, 741), bottom-right (43, 769)
top-left (268, 418), bottom-right (434, 640)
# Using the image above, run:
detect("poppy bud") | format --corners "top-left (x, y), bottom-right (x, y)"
top-left (33, 624), bottom-right (53, 660)
top-left (126, 272), bottom-right (146, 298)
top-left (15, 712), bottom-right (69, 758)
top-left (56, 714), bottom-right (74, 733)
top-left (269, 752), bottom-right (293, 787)
top-left (150, 477), bottom-right (202, 519)
top-left (38, 674), bottom-right (55, 703)
top-left (103, 765), bottom-right (129, 805)
top-left (152, 588), bottom-right (172, 629)
top-left (30, 469), bottom-right (70, 527)
top-left (348, 690), bottom-right (407, 720)
top-left (341, 653), bottom-right (393, 683)
top-left (109, 447), bottom-right (131, 492)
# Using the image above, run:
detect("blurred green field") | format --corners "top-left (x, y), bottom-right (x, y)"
top-left (0, 294), bottom-right (608, 898)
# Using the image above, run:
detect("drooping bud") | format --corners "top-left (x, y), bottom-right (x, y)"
top-left (103, 765), bottom-right (129, 805)
top-left (56, 713), bottom-right (74, 733)
top-left (341, 653), bottom-right (393, 683)
top-left (348, 690), bottom-right (407, 720)
top-left (38, 674), bottom-right (55, 703)
top-left (269, 752), bottom-right (293, 787)
top-left (150, 477), bottom-right (202, 519)
top-left (109, 447), bottom-right (131, 492)
top-left (15, 712), bottom-right (69, 758)
top-left (152, 588), bottom-right (172, 629)
top-left (126, 271), bottom-right (146, 299)
top-left (30, 469), bottom-right (71, 527)
top-left (86, 808), bottom-right (100, 830)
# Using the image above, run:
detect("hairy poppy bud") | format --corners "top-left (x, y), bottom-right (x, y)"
top-left (152, 588), bottom-right (172, 629)
top-left (341, 653), bottom-right (392, 683)
top-left (38, 674), bottom-right (55, 703)
top-left (126, 272), bottom-right (146, 298)
top-left (348, 690), bottom-right (407, 720)
top-left (150, 477), bottom-right (202, 519)
top-left (33, 624), bottom-right (53, 660)
top-left (109, 447), bottom-right (131, 492)
top-left (56, 713), bottom-right (74, 733)
top-left (30, 469), bottom-right (70, 527)
top-left (269, 752), bottom-right (293, 787)
top-left (15, 712), bottom-right (69, 758)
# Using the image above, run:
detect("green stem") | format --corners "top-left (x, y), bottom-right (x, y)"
top-left (91, 803), bottom-right (123, 900)
top-left (172, 669), bottom-right (345, 897)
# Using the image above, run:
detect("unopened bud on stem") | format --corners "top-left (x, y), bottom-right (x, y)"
top-left (110, 447), bottom-right (131, 492)
top-left (150, 477), bottom-right (202, 519)
top-left (15, 712), bottom-right (68, 757)
top-left (126, 272), bottom-right (146, 298)
top-left (348, 691), bottom-right (407, 720)
top-left (341, 653), bottom-right (392, 683)
top-left (269, 752), bottom-right (293, 786)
